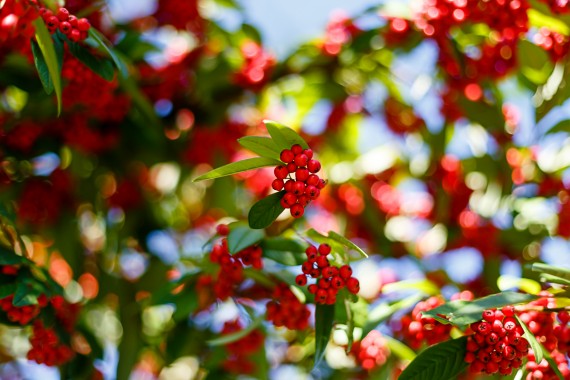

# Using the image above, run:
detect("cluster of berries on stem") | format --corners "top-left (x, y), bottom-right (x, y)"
top-left (399, 296), bottom-right (451, 349)
top-left (221, 320), bottom-right (264, 375)
top-left (352, 330), bottom-right (390, 371)
top-left (295, 243), bottom-right (359, 305)
top-left (465, 306), bottom-right (528, 376)
top-left (266, 283), bottom-right (310, 330)
top-left (27, 320), bottom-right (74, 366)
top-left (273, 144), bottom-right (326, 218)
top-left (39, 6), bottom-right (91, 42)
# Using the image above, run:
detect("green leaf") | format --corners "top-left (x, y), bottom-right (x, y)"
top-left (515, 315), bottom-right (544, 364)
top-left (384, 335), bottom-right (416, 361)
top-left (528, 9), bottom-right (570, 36)
top-left (172, 288), bottom-right (198, 322)
top-left (263, 120), bottom-right (308, 150)
top-left (423, 292), bottom-right (539, 327)
top-left (399, 336), bottom-right (468, 380)
top-left (539, 273), bottom-right (570, 286)
top-left (248, 191), bottom-right (286, 229)
top-left (457, 96), bottom-right (504, 131)
top-left (531, 263), bottom-right (570, 281)
top-left (227, 223), bottom-right (264, 254)
top-left (326, 231), bottom-right (368, 258)
top-left (0, 284), bottom-right (17, 299)
top-left (66, 39), bottom-right (114, 81)
top-left (238, 136), bottom-right (281, 160)
top-left (497, 275), bottom-right (542, 295)
top-left (88, 28), bottom-right (128, 78)
top-left (31, 19), bottom-right (63, 114)
top-left (30, 39), bottom-right (53, 94)
top-left (260, 237), bottom-right (306, 266)
top-left (314, 303), bottom-right (335, 368)
top-left (518, 39), bottom-right (553, 86)
top-left (193, 157), bottom-right (282, 182)
top-left (13, 281), bottom-right (39, 307)
top-left (206, 315), bottom-right (263, 346)
top-left (0, 246), bottom-right (30, 265)
top-left (363, 294), bottom-right (424, 336)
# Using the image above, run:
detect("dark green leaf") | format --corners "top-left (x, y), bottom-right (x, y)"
top-left (172, 288), bottom-right (198, 322)
top-left (30, 38), bottom-right (53, 94)
top-left (457, 96), bottom-right (504, 131)
top-left (0, 283), bottom-right (17, 299)
top-left (32, 18), bottom-right (62, 115)
top-left (314, 303), bottom-right (335, 368)
top-left (207, 315), bottom-right (263, 346)
top-left (237, 136), bottom-right (281, 160)
top-left (516, 315), bottom-right (544, 364)
top-left (67, 39), bottom-right (114, 81)
top-left (399, 336), bottom-right (468, 380)
top-left (248, 191), bottom-right (286, 229)
top-left (327, 231), bottom-right (368, 258)
top-left (260, 237), bottom-right (306, 266)
top-left (193, 157), bottom-right (282, 182)
top-left (227, 223), bottom-right (264, 254)
top-left (423, 292), bottom-right (538, 327)
top-left (0, 246), bottom-right (30, 265)
top-left (263, 120), bottom-right (308, 150)
top-left (88, 28), bottom-right (128, 78)
top-left (13, 281), bottom-right (39, 306)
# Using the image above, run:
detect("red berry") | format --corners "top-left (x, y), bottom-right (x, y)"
top-left (77, 18), bottom-right (90, 32)
top-left (295, 274), bottom-right (307, 286)
top-left (318, 243), bottom-right (331, 256)
top-left (305, 185), bottom-right (320, 199)
top-left (56, 8), bottom-right (69, 22)
top-left (283, 192), bottom-right (297, 207)
top-left (294, 154), bottom-right (308, 167)
top-left (301, 262), bottom-right (313, 274)
top-left (306, 245), bottom-right (317, 255)
top-left (318, 278), bottom-right (331, 289)
top-left (274, 165), bottom-right (289, 179)
top-left (68, 15), bottom-right (78, 27)
top-left (216, 224), bottom-right (230, 236)
top-left (316, 289), bottom-right (327, 303)
top-left (317, 179), bottom-right (327, 189)
top-left (284, 180), bottom-right (295, 192)
top-left (291, 144), bottom-right (303, 155)
top-left (339, 265), bottom-right (352, 279)
top-left (297, 194), bottom-right (310, 207)
top-left (308, 284), bottom-right (318, 294)
top-left (69, 28), bottom-right (81, 42)
top-left (292, 181), bottom-right (305, 195)
top-left (272, 179), bottom-right (284, 191)
top-left (306, 174), bottom-right (320, 186)
top-left (46, 15), bottom-right (59, 29)
top-left (322, 267), bottom-right (335, 278)
top-left (280, 149), bottom-right (295, 163)
top-left (331, 276), bottom-right (344, 289)
top-left (290, 204), bottom-right (304, 218)
top-left (346, 277), bottom-right (360, 294)
top-left (303, 149), bottom-right (313, 159)
top-left (502, 305), bottom-right (515, 317)
top-left (316, 256), bottom-right (329, 268)
top-left (307, 159), bottom-right (321, 173)
top-left (59, 21), bottom-right (71, 34)
top-left (295, 168), bottom-right (309, 182)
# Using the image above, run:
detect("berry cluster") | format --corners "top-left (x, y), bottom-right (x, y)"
top-left (554, 311), bottom-right (570, 354)
top-left (266, 283), bottom-right (310, 330)
top-left (221, 320), bottom-right (264, 375)
top-left (295, 244), bottom-right (360, 305)
top-left (233, 41), bottom-right (276, 91)
top-left (465, 307), bottom-right (528, 376)
top-left (27, 320), bottom-right (74, 366)
top-left (534, 28), bottom-right (570, 62)
top-left (352, 330), bottom-right (390, 371)
top-left (39, 6), bottom-right (90, 42)
top-left (0, 0), bottom-right (38, 45)
top-left (273, 144), bottom-right (326, 218)
top-left (526, 349), bottom-right (570, 379)
top-left (0, 294), bottom-right (46, 325)
top-left (321, 12), bottom-right (360, 56)
top-left (399, 296), bottom-right (451, 349)
top-left (208, 236), bottom-right (263, 300)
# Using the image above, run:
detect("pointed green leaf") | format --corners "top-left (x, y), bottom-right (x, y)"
top-left (531, 263), bottom-right (570, 281)
top-left (66, 39), bottom-right (114, 81)
top-left (399, 336), bottom-right (468, 380)
top-left (30, 39), bottom-right (53, 94)
top-left (13, 281), bottom-right (39, 307)
top-left (193, 157), bottom-right (282, 182)
top-left (263, 120), bottom-right (308, 150)
top-left (327, 231), bottom-right (368, 258)
top-left (88, 28), bottom-right (128, 78)
top-left (248, 191), bottom-right (286, 229)
top-left (539, 273), bottom-right (570, 286)
top-left (32, 18), bottom-right (63, 114)
top-left (206, 315), bottom-right (263, 346)
top-left (423, 292), bottom-right (539, 327)
top-left (516, 315), bottom-right (544, 364)
top-left (238, 136), bottom-right (281, 160)
top-left (384, 335), bottom-right (416, 361)
top-left (363, 294), bottom-right (424, 336)
top-left (227, 223), bottom-right (265, 254)
top-left (314, 303), bottom-right (335, 368)
top-left (0, 246), bottom-right (30, 265)
top-left (260, 237), bottom-right (306, 266)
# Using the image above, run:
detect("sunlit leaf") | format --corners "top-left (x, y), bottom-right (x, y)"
top-left (227, 223), bottom-right (264, 254)
top-left (516, 315), bottom-right (543, 364)
top-left (238, 136), bottom-right (281, 160)
top-left (384, 335), bottom-right (416, 361)
top-left (193, 157), bottom-right (282, 182)
top-left (248, 191), bottom-right (286, 229)
top-left (260, 237), bottom-right (306, 265)
top-left (327, 231), bottom-right (368, 258)
top-left (399, 336), bottom-right (468, 380)
top-left (263, 120), bottom-right (309, 150)
top-left (88, 28), bottom-right (128, 78)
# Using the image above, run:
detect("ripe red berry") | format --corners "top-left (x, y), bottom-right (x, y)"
top-left (331, 276), bottom-right (344, 289)
top-left (306, 245), bottom-right (317, 256)
top-left (308, 284), bottom-right (318, 294)
top-left (216, 224), bottom-right (230, 236)
top-left (295, 168), bottom-right (309, 182)
top-left (56, 8), bottom-right (69, 21)
top-left (272, 179), bottom-right (284, 191)
top-left (297, 194), bottom-right (310, 207)
top-left (306, 174), bottom-right (320, 186)
top-left (295, 274), bottom-right (307, 286)
top-left (69, 28), bottom-right (81, 42)
top-left (59, 21), bottom-right (72, 34)
top-left (316, 256), bottom-right (329, 268)
top-left (68, 15), bottom-right (78, 27)
top-left (318, 278), bottom-right (331, 289)
top-left (291, 144), bottom-right (303, 155)
top-left (283, 192), bottom-right (297, 207)
top-left (307, 159), bottom-right (321, 173)
top-left (284, 180), bottom-right (295, 193)
top-left (322, 267), bottom-right (335, 278)
top-left (286, 162), bottom-right (297, 173)
top-left (301, 262), bottom-right (313, 274)
top-left (339, 265), bottom-right (352, 279)
top-left (303, 149), bottom-right (313, 159)
top-left (294, 154), bottom-right (308, 167)
top-left (305, 185), bottom-right (319, 199)
top-left (318, 243), bottom-right (331, 256)
top-left (292, 181), bottom-right (305, 195)
top-left (317, 179), bottom-right (327, 189)
top-left (46, 16), bottom-right (59, 30)
top-left (280, 149), bottom-right (294, 163)
top-left (316, 289), bottom-right (327, 303)
top-left (274, 165), bottom-right (289, 179)
top-left (346, 277), bottom-right (360, 294)
top-left (77, 18), bottom-right (90, 32)
top-left (290, 204), bottom-right (304, 218)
